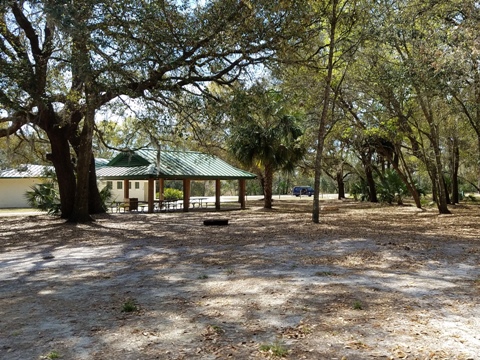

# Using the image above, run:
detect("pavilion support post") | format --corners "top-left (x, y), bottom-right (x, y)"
top-left (159, 178), bottom-right (165, 200)
top-left (239, 179), bottom-right (246, 210)
top-left (147, 178), bottom-right (154, 213)
top-left (183, 179), bottom-right (191, 212)
top-left (215, 179), bottom-right (221, 210)
top-left (123, 179), bottom-right (129, 199)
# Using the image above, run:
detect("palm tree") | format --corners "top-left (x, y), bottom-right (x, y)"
top-left (228, 85), bottom-right (305, 208)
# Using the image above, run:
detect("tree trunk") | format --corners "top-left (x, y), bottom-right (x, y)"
top-left (70, 130), bottom-right (104, 215)
top-left (263, 164), bottom-right (274, 209)
top-left (336, 169), bottom-right (345, 199)
top-left (69, 107), bottom-right (95, 223)
top-left (477, 138), bottom-right (480, 194)
top-left (68, 79), bottom-right (96, 222)
top-left (412, 85), bottom-right (451, 214)
top-left (396, 152), bottom-right (422, 208)
top-left (313, 0), bottom-right (338, 223)
top-left (444, 177), bottom-right (451, 204)
top-left (365, 162), bottom-right (378, 202)
top-left (452, 138), bottom-right (460, 204)
top-left (383, 144), bottom-right (422, 208)
top-left (46, 127), bottom-right (76, 219)
top-left (433, 145), bottom-right (451, 214)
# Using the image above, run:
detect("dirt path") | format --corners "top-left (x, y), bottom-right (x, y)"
top-left (0, 200), bottom-right (479, 359)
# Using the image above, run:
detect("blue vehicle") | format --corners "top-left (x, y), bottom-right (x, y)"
top-left (292, 186), bottom-right (314, 197)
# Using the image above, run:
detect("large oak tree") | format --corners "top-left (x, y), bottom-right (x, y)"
top-left (0, 0), bottom-right (308, 222)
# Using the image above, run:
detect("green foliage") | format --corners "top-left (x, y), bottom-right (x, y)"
top-left (2, 0), bottom-right (308, 222)
top-left (121, 299), bottom-right (138, 313)
top-left (24, 182), bottom-right (61, 215)
top-left (350, 178), bottom-right (369, 201)
top-left (353, 300), bottom-right (363, 310)
top-left (351, 170), bottom-right (426, 205)
top-left (163, 188), bottom-right (183, 200)
top-left (228, 83), bottom-right (306, 171)
top-left (41, 351), bottom-right (60, 359)
top-left (227, 82), bottom-right (306, 208)
top-left (99, 185), bottom-right (113, 211)
top-left (377, 170), bottom-right (407, 204)
top-left (259, 341), bottom-right (289, 357)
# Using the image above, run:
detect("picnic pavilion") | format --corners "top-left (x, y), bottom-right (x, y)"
top-left (96, 149), bottom-right (256, 213)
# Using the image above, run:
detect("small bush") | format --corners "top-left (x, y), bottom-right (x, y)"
top-left (163, 188), bottom-right (183, 200)
top-left (353, 300), bottom-right (363, 310)
top-left (99, 185), bottom-right (113, 211)
top-left (24, 182), bottom-right (61, 215)
top-left (350, 179), bottom-right (369, 201)
top-left (377, 170), bottom-right (407, 204)
top-left (121, 299), bottom-right (138, 312)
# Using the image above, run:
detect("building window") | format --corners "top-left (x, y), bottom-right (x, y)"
top-left (106, 181), bottom-right (112, 189)
top-left (117, 181), bottom-right (122, 190)
top-left (129, 182), bottom-right (131, 189)
top-left (135, 182), bottom-right (140, 189)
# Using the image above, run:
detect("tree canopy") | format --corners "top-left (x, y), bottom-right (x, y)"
top-left (1, 0), bottom-right (479, 221)
top-left (0, 0), bottom-right (311, 221)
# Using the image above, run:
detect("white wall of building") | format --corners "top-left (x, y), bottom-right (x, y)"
top-left (0, 177), bottom-right (150, 208)
top-left (0, 178), bottom-right (41, 208)
top-left (99, 180), bottom-right (149, 202)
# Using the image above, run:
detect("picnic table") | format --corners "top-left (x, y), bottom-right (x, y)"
top-left (110, 198), bottom-right (139, 212)
top-left (154, 199), bottom-right (179, 212)
top-left (190, 197), bottom-right (208, 208)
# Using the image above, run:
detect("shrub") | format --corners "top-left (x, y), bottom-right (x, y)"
top-left (24, 182), bottom-right (61, 215)
top-left (99, 185), bottom-right (113, 210)
top-left (377, 170), bottom-right (407, 204)
top-left (163, 188), bottom-right (183, 200)
top-left (350, 179), bottom-right (369, 201)
top-left (121, 299), bottom-right (138, 312)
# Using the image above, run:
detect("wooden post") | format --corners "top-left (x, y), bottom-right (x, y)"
top-left (183, 179), bottom-right (191, 212)
top-left (147, 178), bottom-right (154, 213)
top-left (159, 178), bottom-right (165, 200)
top-left (239, 179), bottom-right (246, 209)
top-left (215, 179), bottom-right (221, 210)
top-left (123, 179), bottom-right (129, 199)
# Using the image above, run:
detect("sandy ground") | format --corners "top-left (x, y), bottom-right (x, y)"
top-left (0, 199), bottom-right (479, 360)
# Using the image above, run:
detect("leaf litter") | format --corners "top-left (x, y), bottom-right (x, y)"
top-left (0, 199), bottom-right (479, 359)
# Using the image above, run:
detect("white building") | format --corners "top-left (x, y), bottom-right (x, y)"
top-left (0, 164), bottom-right (53, 208)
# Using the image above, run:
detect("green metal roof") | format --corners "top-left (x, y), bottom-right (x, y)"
top-left (96, 149), bottom-right (256, 180)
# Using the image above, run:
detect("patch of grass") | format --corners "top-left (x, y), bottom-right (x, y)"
top-left (121, 299), bottom-right (138, 313)
top-left (41, 351), bottom-right (60, 359)
top-left (353, 300), bottom-right (363, 310)
top-left (259, 341), bottom-right (289, 357)
top-left (208, 324), bottom-right (224, 334)
top-left (298, 324), bottom-right (312, 335)
top-left (225, 268), bottom-right (235, 275)
top-left (198, 274), bottom-right (209, 279)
